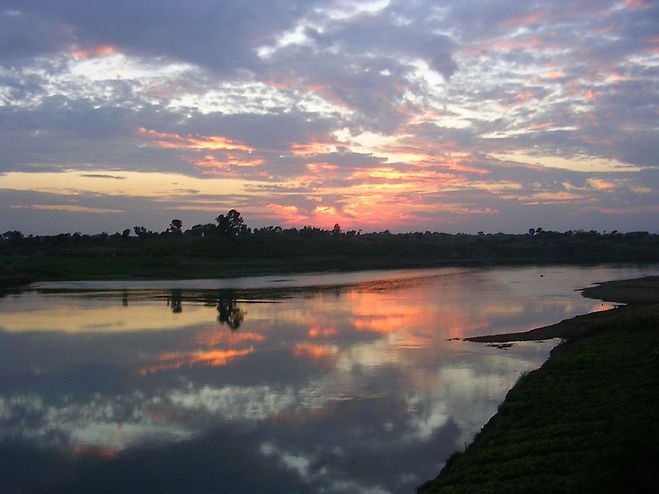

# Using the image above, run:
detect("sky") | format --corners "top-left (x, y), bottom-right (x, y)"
top-left (0, 0), bottom-right (658, 235)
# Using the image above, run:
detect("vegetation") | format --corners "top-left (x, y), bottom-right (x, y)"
top-left (2, 211), bottom-right (659, 286)
top-left (418, 277), bottom-right (659, 493)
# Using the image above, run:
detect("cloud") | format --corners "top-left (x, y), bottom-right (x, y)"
top-left (80, 174), bottom-right (126, 180)
top-left (9, 204), bottom-right (124, 214)
top-left (0, 0), bottom-right (658, 233)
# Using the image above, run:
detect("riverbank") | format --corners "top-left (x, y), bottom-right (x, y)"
top-left (418, 276), bottom-right (659, 493)
top-left (2, 231), bottom-right (658, 286)
top-left (0, 264), bottom-right (33, 289)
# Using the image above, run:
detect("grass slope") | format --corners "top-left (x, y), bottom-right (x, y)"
top-left (419, 280), bottom-right (659, 494)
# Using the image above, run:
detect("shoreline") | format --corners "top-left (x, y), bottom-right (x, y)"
top-left (465, 276), bottom-right (659, 343)
top-left (3, 231), bottom-right (658, 286)
top-left (3, 257), bottom-right (657, 289)
top-left (418, 276), bottom-right (659, 493)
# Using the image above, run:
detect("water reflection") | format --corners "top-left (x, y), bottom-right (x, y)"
top-left (167, 289), bottom-right (182, 313)
top-left (1, 265), bottom-right (657, 493)
top-left (216, 295), bottom-right (245, 330)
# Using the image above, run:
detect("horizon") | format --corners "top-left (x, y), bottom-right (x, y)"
top-left (1, 1), bottom-right (658, 235)
top-left (3, 212), bottom-right (655, 238)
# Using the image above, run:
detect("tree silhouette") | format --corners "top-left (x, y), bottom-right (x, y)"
top-left (2, 231), bottom-right (23, 240)
top-left (216, 209), bottom-right (244, 237)
top-left (169, 219), bottom-right (183, 235)
top-left (134, 226), bottom-right (149, 238)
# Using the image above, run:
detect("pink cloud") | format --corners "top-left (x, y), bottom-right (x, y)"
top-left (499, 10), bottom-right (547, 29)
top-left (70, 44), bottom-right (118, 59)
top-left (623, 0), bottom-right (652, 9)
top-left (544, 70), bottom-right (567, 80)
top-left (138, 128), bottom-right (253, 152)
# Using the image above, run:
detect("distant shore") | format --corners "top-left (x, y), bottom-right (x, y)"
top-left (418, 276), bottom-right (659, 493)
top-left (2, 231), bottom-right (658, 288)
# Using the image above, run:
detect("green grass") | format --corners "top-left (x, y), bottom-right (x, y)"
top-left (419, 305), bottom-right (659, 493)
top-left (2, 232), bottom-right (659, 283)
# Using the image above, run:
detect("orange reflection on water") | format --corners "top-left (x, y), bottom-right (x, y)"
top-left (195, 329), bottom-right (265, 347)
top-left (139, 348), bottom-right (252, 375)
top-left (346, 289), bottom-right (492, 343)
top-left (292, 342), bottom-right (338, 360)
top-left (73, 445), bottom-right (117, 459)
top-left (308, 326), bottom-right (338, 338)
top-left (349, 292), bottom-right (426, 335)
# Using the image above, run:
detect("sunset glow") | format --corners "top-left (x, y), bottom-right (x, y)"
top-left (0, 1), bottom-right (657, 233)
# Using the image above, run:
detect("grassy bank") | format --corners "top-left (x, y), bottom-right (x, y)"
top-left (419, 277), bottom-right (659, 493)
top-left (2, 231), bottom-right (658, 284)
top-left (0, 264), bottom-right (34, 290)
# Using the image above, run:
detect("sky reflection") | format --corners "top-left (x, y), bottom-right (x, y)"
top-left (1, 265), bottom-right (658, 493)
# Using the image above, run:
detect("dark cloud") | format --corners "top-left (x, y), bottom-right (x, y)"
top-left (0, 0), bottom-right (332, 74)
top-left (0, 9), bottom-right (71, 62)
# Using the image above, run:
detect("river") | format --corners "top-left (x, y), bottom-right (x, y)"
top-left (1, 264), bottom-right (657, 493)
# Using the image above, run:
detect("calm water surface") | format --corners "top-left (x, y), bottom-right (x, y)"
top-left (1, 265), bottom-right (657, 493)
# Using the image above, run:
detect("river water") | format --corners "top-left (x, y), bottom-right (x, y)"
top-left (0, 264), bottom-right (656, 493)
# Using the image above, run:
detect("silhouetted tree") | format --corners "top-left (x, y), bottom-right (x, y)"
top-left (134, 226), bottom-right (149, 238)
top-left (202, 223), bottom-right (217, 236)
top-left (168, 219), bottom-right (183, 235)
top-left (186, 224), bottom-right (204, 237)
top-left (216, 209), bottom-right (244, 237)
top-left (2, 231), bottom-right (23, 240)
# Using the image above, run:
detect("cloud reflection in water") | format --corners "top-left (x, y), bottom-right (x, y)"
top-left (1, 265), bottom-right (653, 493)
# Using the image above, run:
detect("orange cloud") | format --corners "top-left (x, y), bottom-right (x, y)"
top-left (545, 70), bottom-right (567, 80)
top-left (138, 128), bottom-right (253, 152)
top-left (306, 163), bottom-right (339, 173)
top-left (71, 44), bottom-right (118, 59)
top-left (359, 167), bottom-right (449, 182)
top-left (291, 141), bottom-right (341, 156)
top-left (266, 203), bottom-right (309, 225)
top-left (587, 178), bottom-right (617, 190)
top-left (522, 192), bottom-right (587, 205)
top-left (195, 154), bottom-right (263, 171)
top-left (313, 205), bottom-right (346, 225)
top-left (582, 205), bottom-right (659, 215)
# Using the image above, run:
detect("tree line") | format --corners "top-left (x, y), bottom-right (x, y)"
top-left (1, 208), bottom-right (655, 242)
